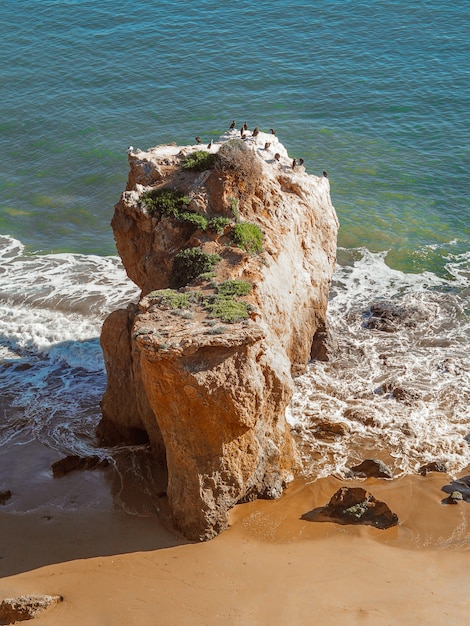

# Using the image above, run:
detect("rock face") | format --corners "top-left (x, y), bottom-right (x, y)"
top-left (99, 129), bottom-right (338, 540)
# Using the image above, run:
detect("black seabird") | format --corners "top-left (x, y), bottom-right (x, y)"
top-left (292, 158), bottom-right (297, 168)
top-left (229, 120), bottom-right (236, 129)
top-left (252, 126), bottom-right (259, 137)
top-left (323, 170), bottom-right (328, 178)
top-left (207, 140), bottom-right (213, 149)
top-left (243, 121), bottom-right (248, 131)
top-left (195, 136), bottom-right (202, 144)
top-left (274, 153), bottom-right (281, 161)
top-left (299, 158), bottom-right (304, 166)
top-left (270, 128), bottom-right (276, 135)
top-left (264, 142), bottom-right (271, 150)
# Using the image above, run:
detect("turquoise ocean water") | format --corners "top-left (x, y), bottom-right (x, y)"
top-left (0, 1), bottom-right (469, 507)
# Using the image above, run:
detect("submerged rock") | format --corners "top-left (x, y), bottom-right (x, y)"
top-left (51, 455), bottom-right (109, 478)
top-left (349, 458), bottom-right (393, 479)
top-left (320, 487), bottom-right (398, 529)
top-left (0, 490), bottom-right (12, 505)
top-left (363, 301), bottom-right (429, 333)
top-left (0, 594), bottom-right (63, 623)
top-left (99, 130), bottom-right (338, 540)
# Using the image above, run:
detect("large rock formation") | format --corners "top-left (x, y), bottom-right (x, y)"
top-left (99, 129), bottom-right (338, 540)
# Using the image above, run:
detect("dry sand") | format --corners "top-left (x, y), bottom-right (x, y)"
top-left (1, 451), bottom-right (470, 625)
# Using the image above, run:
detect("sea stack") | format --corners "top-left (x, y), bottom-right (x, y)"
top-left (99, 130), bottom-right (339, 540)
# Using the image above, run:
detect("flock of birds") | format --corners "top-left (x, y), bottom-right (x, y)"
top-left (195, 121), bottom-right (327, 177)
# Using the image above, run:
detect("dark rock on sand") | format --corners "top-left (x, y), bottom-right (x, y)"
top-left (0, 594), bottom-right (63, 623)
top-left (419, 461), bottom-right (447, 476)
top-left (0, 490), bottom-right (12, 505)
top-left (349, 458), bottom-right (393, 479)
top-left (305, 486), bottom-right (399, 529)
top-left (441, 475), bottom-right (470, 504)
top-left (51, 455), bottom-right (109, 478)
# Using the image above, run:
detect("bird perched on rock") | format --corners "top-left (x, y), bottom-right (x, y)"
top-left (274, 153), bottom-right (281, 161)
top-left (264, 142), bottom-right (271, 150)
top-left (229, 120), bottom-right (236, 129)
top-left (270, 128), bottom-right (276, 135)
top-left (195, 136), bottom-right (202, 144)
top-left (243, 121), bottom-right (248, 131)
top-left (292, 158), bottom-right (297, 168)
top-left (299, 158), bottom-right (304, 166)
top-left (252, 126), bottom-right (259, 137)
top-left (207, 140), bottom-right (213, 149)
top-left (323, 170), bottom-right (328, 178)
top-left (240, 127), bottom-right (245, 137)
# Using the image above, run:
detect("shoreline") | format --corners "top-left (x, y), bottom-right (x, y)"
top-left (1, 447), bottom-right (470, 624)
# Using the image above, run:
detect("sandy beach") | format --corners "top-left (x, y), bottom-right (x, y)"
top-left (1, 442), bottom-right (469, 626)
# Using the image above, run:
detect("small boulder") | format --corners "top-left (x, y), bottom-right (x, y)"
top-left (321, 487), bottom-right (398, 529)
top-left (0, 594), bottom-right (63, 623)
top-left (418, 461), bottom-right (447, 476)
top-left (51, 455), bottom-right (109, 478)
top-left (349, 458), bottom-right (393, 479)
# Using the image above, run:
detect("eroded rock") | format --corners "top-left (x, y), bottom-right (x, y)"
top-left (0, 594), bottom-right (62, 623)
top-left (99, 130), bottom-right (338, 540)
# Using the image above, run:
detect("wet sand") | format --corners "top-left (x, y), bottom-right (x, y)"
top-left (1, 448), bottom-right (470, 626)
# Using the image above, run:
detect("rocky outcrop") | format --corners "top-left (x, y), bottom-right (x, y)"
top-left (99, 129), bottom-right (338, 540)
top-left (0, 595), bottom-right (63, 623)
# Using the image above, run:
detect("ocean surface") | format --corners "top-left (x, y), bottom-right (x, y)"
top-left (0, 1), bottom-right (469, 512)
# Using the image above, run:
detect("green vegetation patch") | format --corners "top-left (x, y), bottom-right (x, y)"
top-left (141, 188), bottom-right (209, 232)
top-left (203, 295), bottom-right (249, 323)
top-left (230, 222), bottom-right (264, 254)
top-left (182, 150), bottom-right (218, 172)
top-left (179, 211), bottom-right (208, 231)
top-left (147, 289), bottom-right (192, 309)
top-left (141, 188), bottom-right (190, 218)
top-left (170, 247), bottom-right (221, 288)
top-left (217, 279), bottom-right (252, 297)
top-left (207, 216), bottom-right (231, 234)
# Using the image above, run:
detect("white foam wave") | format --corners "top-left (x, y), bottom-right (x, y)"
top-left (0, 235), bottom-right (139, 457)
top-left (0, 235), bottom-right (139, 363)
top-left (289, 248), bottom-right (470, 479)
